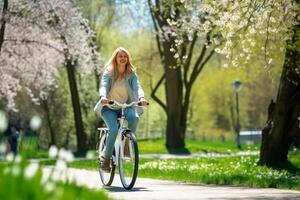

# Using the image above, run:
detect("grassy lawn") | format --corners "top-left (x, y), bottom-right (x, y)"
top-left (138, 138), bottom-right (259, 154)
top-left (54, 153), bottom-right (300, 190)
top-left (0, 162), bottom-right (109, 200)
top-left (18, 138), bottom-right (259, 158)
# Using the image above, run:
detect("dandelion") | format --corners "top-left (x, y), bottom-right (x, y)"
top-left (24, 162), bottom-right (39, 179)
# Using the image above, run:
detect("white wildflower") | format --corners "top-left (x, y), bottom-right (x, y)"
top-left (30, 115), bottom-right (42, 130)
top-left (6, 153), bottom-right (14, 162)
top-left (40, 170), bottom-right (51, 184)
top-left (0, 111), bottom-right (8, 133)
top-left (51, 170), bottom-right (61, 182)
top-left (14, 155), bottom-right (22, 163)
top-left (64, 150), bottom-right (74, 163)
top-left (24, 162), bottom-right (39, 179)
top-left (11, 165), bottom-right (21, 176)
top-left (55, 160), bottom-right (67, 171)
top-left (44, 182), bottom-right (55, 192)
top-left (86, 151), bottom-right (94, 159)
top-left (58, 148), bottom-right (67, 160)
top-left (49, 145), bottom-right (58, 159)
top-left (0, 142), bottom-right (6, 154)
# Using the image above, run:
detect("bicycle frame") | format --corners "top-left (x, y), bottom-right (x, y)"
top-left (98, 101), bottom-right (139, 166)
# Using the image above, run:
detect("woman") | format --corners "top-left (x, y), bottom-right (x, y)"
top-left (97, 47), bottom-right (147, 172)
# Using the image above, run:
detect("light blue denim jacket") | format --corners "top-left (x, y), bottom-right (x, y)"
top-left (94, 69), bottom-right (145, 116)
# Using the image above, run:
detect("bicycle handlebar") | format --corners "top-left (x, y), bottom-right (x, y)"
top-left (108, 100), bottom-right (149, 108)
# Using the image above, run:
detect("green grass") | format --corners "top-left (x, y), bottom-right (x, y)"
top-left (138, 138), bottom-right (259, 154)
top-left (19, 137), bottom-right (49, 159)
top-left (59, 153), bottom-right (300, 190)
top-left (0, 161), bottom-right (109, 200)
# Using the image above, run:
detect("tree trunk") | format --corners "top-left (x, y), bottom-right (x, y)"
top-left (0, 0), bottom-right (8, 52)
top-left (163, 41), bottom-right (185, 149)
top-left (259, 15), bottom-right (300, 166)
top-left (41, 99), bottom-right (56, 146)
top-left (66, 59), bottom-right (87, 153)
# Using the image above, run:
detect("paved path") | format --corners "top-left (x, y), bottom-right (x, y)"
top-left (43, 167), bottom-right (300, 200)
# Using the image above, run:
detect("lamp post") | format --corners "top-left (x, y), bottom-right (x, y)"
top-left (232, 80), bottom-right (242, 149)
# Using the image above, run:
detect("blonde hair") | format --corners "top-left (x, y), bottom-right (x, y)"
top-left (105, 47), bottom-right (135, 80)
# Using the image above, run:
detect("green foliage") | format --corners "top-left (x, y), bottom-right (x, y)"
top-left (138, 138), bottom-right (259, 154)
top-left (19, 137), bottom-right (48, 159)
top-left (0, 162), bottom-right (109, 200)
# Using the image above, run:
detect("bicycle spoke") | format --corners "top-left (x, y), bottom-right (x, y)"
top-left (119, 134), bottom-right (139, 190)
top-left (98, 133), bottom-right (115, 186)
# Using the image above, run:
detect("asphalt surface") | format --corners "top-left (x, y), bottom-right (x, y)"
top-left (43, 167), bottom-right (300, 200)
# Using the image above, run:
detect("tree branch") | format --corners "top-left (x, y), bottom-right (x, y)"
top-left (188, 44), bottom-right (207, 85)
top-left (0, 0), bottom-right (8, 53)
top-left (183, 31), bottom-right (198, 87)
top-left (4, 38), bottom-right (64, 54)
top-left (151, 73), bottom-right (167, 113)
top-left (148, 0), bottom-right (163, 60)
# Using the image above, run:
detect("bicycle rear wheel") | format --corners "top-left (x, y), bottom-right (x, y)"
top-left (98, 132), bottom-right (115, 186)
top-left (118, 133), bottom-right (139, 190)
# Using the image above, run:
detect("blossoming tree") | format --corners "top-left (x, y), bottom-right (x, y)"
top-left (148, 0), bottom-right (299, 159)
top-left (0, 0), bottom-right (99, 152)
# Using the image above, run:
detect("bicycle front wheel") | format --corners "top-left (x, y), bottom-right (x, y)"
top-left (118, 133), bottom-right (139, 190)
top-left (98, 132), bottom-right (115, 186)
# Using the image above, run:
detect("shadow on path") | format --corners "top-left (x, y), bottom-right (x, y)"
top-left (104, 186), bottom-right (151, 193)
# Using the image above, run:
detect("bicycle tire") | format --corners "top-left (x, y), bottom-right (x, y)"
top-left (98, 132), bottom-right (115, 186)
top-left (118, 133), bottom-right (139, 190)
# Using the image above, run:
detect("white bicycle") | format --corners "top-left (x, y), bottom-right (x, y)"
top-left (96, 100), bottom-right (148, 190)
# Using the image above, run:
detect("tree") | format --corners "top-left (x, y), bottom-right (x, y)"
top-left (148, 0), bottom-right (217, 149)
top-left (0, 0), bottom-right (99, 152)
top-left (259, 0), bottom-right (300, 166)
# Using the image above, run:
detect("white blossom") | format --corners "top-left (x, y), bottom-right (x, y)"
top-left (0, 111), bottom-right (8, 133)
top-left (0, 0), bottom-right (100, 109)
top-left (30, 115), bottom-right (42, 131)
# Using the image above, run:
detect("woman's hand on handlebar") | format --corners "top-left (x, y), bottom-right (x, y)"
top-left (100, 97), bottom-right (109, 105)
top-left (139, 97), bottom-right (149, 106)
